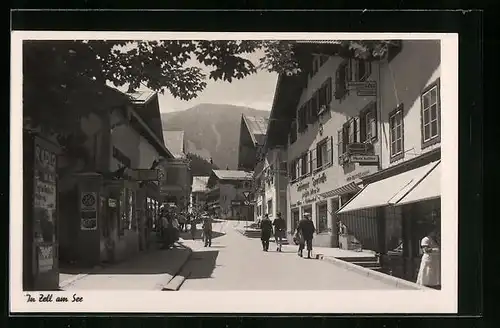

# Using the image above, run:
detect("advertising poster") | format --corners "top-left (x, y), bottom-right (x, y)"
top-left (80, 191), bottom-right (98, 230)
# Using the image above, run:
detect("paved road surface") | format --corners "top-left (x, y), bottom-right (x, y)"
top-left (179, 221), bottom-right (410, 290)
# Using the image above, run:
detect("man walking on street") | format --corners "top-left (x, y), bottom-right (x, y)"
top-left (297, 212), bottom-right (316, 259)
top-left (260, 214), bottom-right (273, 252)
top-left (202, 214), bottom-right (213, 247)
top-left (273, 212), bottom-right (286, 252)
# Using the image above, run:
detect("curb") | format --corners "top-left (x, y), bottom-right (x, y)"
top-left (315, 254), bottom-right (432, 290)
top-left (160, 242), bottom-right (193, 291)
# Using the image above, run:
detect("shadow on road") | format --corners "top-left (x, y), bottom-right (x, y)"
top-left (179, 230), bottom-right (226, 241)
top-left (185, 250), bottom-right (219, 280)
top-left (59, 245), bottom-right (191, 276)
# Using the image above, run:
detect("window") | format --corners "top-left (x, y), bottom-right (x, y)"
top-left (300, 152), bottom-right (309, 177)
top-left (312, 57), bottom-right (319, 75)
top-left (335, 60), bottom-right (349, 100)
top-left (317, 203), bottom-right (328, 233)
top-left (355, 60), bottom-right (372, 82)
top-left (318, 78), bottom-right (333, 114)
top-left (290, 120), bottom-right (297, 144)
top-left (289, 159), bottom-right (297, 181)
top-left (316, 137), bottom-right (331, 169)
top-left (360, 102), bottom-right (377, 142)
top-left (267, 199), bottom-right (273, 216)
top-left (421, 80), bottom-right (441, 148)
top-left (310, 93), bottom-right (319, 122)
top-left (298, 105), bottom-right (307, 132)
top-left (389, 104), bottom-right (404, 161)
top-left (291, 209), bottom-right (300, 232)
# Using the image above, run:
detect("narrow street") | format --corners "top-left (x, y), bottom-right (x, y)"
top-left (179, 221), bottom-right (410, 290)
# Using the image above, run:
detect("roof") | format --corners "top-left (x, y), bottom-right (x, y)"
top-left (212, 170), bottom-right (254, 181)
top-left (163, 130), bottom-right (185, 158)
top-left (242, 115), bottom-right (269, 146)
top-left (127, 90), bottom-right (157, 105)
top-left (191, 176), bottom-right (210, 193)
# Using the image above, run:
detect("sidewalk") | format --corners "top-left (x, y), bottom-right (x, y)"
top-left (60, 242), bottom-right (192, 290)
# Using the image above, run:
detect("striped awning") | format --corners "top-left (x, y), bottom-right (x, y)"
top-left (319, 182), bottom-right (361, 199)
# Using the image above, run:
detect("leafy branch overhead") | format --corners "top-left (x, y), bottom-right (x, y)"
top-left (23, 39), bottom-right (399, 135)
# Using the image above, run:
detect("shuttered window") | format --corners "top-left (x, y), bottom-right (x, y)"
top-left (337, 129), bottom-right (344, 163)
top-left (316, 137), bottom-right (331, 170)
top-left (360, 102), bottom-right (378, 142)
top-left (310, 148), bottom-right (317, 173)
top-left (300, 152), bottom-right (308, 176)
top-left (335, 61), bottom-right (348, 100)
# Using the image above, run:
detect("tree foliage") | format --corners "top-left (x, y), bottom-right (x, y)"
top-left (23, 39), bottom-right (399, 136)
top-left (187, 153), bottom-right (219, 177)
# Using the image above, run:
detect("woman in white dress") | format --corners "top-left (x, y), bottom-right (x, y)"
top-left (416, 230), bottom-right (441, 289)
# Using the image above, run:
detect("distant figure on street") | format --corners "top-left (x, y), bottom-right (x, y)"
top-left (260, 214), bottom-right (273, 252)
top-left (202, 215), bottom-right (213, 247)
top-left (273, 212), bottom-right (286, 252)
top-left (190, 218), bottom-right (197, 240)
top-left (178, 212), bottom-right (186, 232)
top-left (416, 229), bottom-right (441, 289)
top-left (297, 212), bottom-right (316, 258)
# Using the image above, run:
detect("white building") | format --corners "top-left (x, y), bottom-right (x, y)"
top-left (265, 40), bottom-right (442, 284)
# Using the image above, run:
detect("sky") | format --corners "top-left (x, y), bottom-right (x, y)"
top-left (157, 51), bottom-right (278, 113)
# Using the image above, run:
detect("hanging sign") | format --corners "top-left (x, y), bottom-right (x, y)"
top-left (80, 192), bottom-right (98, 230)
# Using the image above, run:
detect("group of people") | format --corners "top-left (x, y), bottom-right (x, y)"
top-left (159, 206), bottom-right (215, 248)
top-left (259, 211), bottom-right (316, 259)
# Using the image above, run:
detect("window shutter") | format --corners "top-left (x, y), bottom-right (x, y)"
top-left (337, 130), bottom-right (344, 163)
top-left (348, 119), bottom-right (355, 144)
top-left (359, 112), bottom-right (366, 142)
top-left (327, 137), bottom-right (333, 165)
top-left (354, 117), bottom-right (360, 143)
top-left (310, 148), bottom-right (317, 172)
top-left (316, 144), bottom-right (322, 168)
top-left (371, 103), bottom-right (378, 139)
top-left (335, 64), bottom-right (346, 100)
top-left (326, 77), bottom-right (332, 105)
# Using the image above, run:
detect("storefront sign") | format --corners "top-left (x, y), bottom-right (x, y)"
top-left (80, 192), bottom-right (97, 230)
top-left (312, 172), bottom-right (327, 187)
top-left (346, 142), bottom-right (374, 154)
top-left (346, 169), bottom-right (372, 182)
top-left (302, 187), bottom-right (320, 199)
top-left (231, 200), bottom-right (243, 206)
top-left (37, 245), bottom-right (54, 273)
top-left (349, 155), bottom-right (379, 164)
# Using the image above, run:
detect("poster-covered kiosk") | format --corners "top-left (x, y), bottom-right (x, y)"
top-left (23, 132), bottom-right (60, 291)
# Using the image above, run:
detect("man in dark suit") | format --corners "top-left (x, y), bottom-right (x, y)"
top-left (298, 212), bottom-right (316, 259)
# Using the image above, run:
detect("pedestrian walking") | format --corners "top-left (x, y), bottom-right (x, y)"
top-left (272, 212), bottom-right (286, 252)
top-left (202, 215), bottom-right (213, 247)
top-left (416, 229), bottom-right (441, 289)
top-left (297, 212), bottom-right (316, 258)
top-left (260, 214), bottom-right (273, 252)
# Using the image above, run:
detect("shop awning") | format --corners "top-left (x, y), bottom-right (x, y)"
top-left (320, 182), bottom-right (361, 199)
top-left (396, 162), bottom-right (440, 205)
top-left (337, 161), bottom-right (440, 214)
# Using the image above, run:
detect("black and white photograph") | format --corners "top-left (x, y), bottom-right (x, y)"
top-left (10, 32), bottom-right (458, 313)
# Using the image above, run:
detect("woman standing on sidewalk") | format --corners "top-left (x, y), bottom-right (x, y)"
top-left (416, 229), bottom-right (441, 289)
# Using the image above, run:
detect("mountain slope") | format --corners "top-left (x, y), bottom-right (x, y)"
top-left (161, 103), bottom-right (270, 169)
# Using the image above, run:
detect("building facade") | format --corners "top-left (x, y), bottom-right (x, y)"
top-left (253, 147), bottom-right (288, 223)
top-left (57, 87), bottom-right (175, 269)
top-left (237, 114), bottom-right (268, 171)
top-left (161, 130), bottom-right (193, 212)
top-left (190, 176), bottom-right (209, 214)
top-left (336, 40), bottom-right (442, 283)
top-left (264, 40), bottom-right (442, 266)
top-left (206, 170), bottom-right (254, 220)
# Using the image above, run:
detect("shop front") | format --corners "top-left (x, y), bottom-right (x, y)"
top-left (337, 157), bottom-right (441, 284)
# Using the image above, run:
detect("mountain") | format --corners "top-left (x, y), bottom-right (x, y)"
top-left (161, 104), bottom-right (270, 169)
